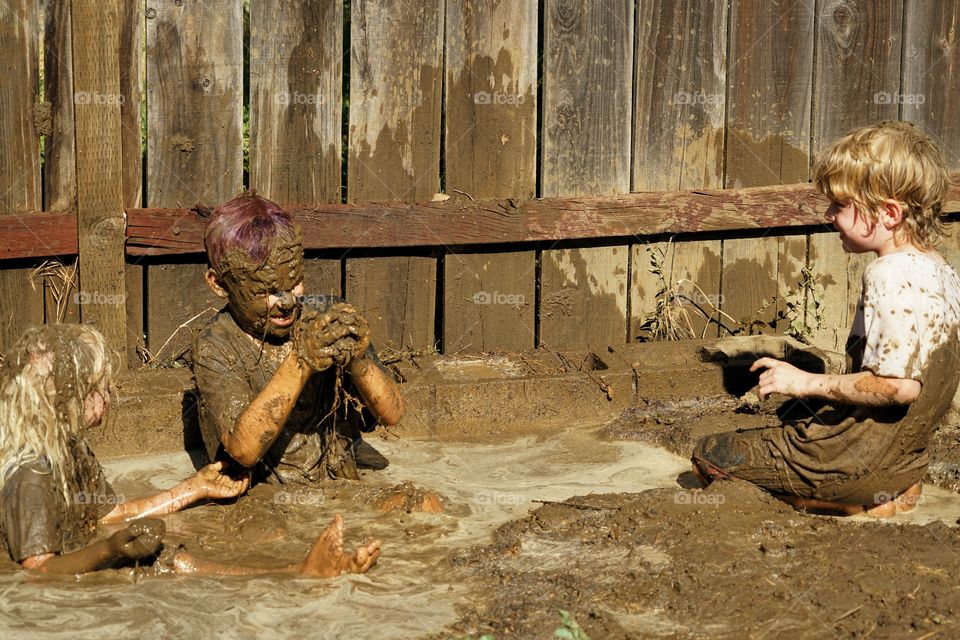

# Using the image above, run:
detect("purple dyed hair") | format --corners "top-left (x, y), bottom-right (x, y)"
top-left (204, 192), bottom-right (300, 273)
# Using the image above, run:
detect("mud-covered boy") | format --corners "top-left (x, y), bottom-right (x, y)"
top-left (193, 193), bottom-right (404, 485)
top-left (692, 122), bottom-right (960, 515)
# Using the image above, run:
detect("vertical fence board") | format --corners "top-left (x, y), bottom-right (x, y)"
top-left (813, 0), bottom-right (903, 155)
top-left (808, 232), bottom-right (852, 351)
top-left (443, 0), bottom-right (537, 353)
top-left (145, 0), bottom-right (243, 358)
top-left (0, 0), bottom-right (44, 351)
top-left (726, 0), bottom-right (814, 188)
top-left (345, 0), bottom-right (443, 351)
top-left (776, 234), bottom-right (808, 335)
top-left (633, 0), bottom-right (726, 192)
top-left (723, 0), bottom-right (815, 339)
top-left (903, 0), bottom-right (960, 170)
top-left (250, 0), bottom-right (342, 307)
top-left (540, 0), bottom-right (633, 349)
top-left (72, 0), bottom-right (128, 366)
top-left (42, 0), bottom-right (80, 325)
top-left (631, 241), bottom-right (672, 341)
top-left (250, 0), bottom-right (342, 205)
top-left (672, 239), bottom-right (723, 338)
top-left (120, 0), bottom-right (144, 364)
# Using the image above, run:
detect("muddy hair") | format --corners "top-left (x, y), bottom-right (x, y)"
top-left (813, 121), bottom-right (953, 251)
top-left (204, 191), bottom-right (301, 275)
top-left (0, 325), bottom-right (113, 503)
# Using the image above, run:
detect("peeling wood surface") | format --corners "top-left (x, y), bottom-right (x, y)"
top-left (443, 0), bottom-right (537, 353)
top-left (145, 0), bottom-right (242, 357)
top-left (0, 0), bottom-right (44, 351)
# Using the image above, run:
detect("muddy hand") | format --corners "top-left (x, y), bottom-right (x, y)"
top-left (109, 519), bottom-right (165, 559)
top-left (192, 461), bottom-right (251, 500)
top-left (331, 304), bottom-right (371, 361)
top-left (750, 357), bottom-right (812, 400)
top-left (294, 309), bottom-right (357, 371)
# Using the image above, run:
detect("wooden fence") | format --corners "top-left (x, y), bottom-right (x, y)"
top-left (2, 0), bottom-right (960, 368)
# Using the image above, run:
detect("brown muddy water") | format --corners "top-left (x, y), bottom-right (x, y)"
top-left (0, 425), bottom-right (688, 639)
top-left (4, 422), bottom-right (960, 639)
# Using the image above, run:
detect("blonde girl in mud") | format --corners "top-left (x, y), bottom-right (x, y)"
top-left (692, 121), bottom-right (960, 516)
top-left (0, 324), bottom-right (379, 576)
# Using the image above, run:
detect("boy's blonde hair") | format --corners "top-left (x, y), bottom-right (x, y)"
top-left (813, 121), bottom-right (951, 250)
top-left (0, 325), bottom-right (113, 503)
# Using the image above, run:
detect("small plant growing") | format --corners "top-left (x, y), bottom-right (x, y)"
top-left (734, 265), bottom-right (825, 343)
top-left (554, 609), bottom-right (590, 640)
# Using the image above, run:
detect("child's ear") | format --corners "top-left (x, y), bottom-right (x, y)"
top-left (205, 268), bottom-right (229, 299)
top-left (880, 199), bottom-right (904, 230)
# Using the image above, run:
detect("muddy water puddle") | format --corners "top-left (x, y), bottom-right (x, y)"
top-left (4, 425), bottom-right (960, 639)
top-left (0, 426), bottom-right (687, 639)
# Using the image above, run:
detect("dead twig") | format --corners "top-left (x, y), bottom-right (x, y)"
top-left (143, 307), bottom-right (218, 367)
top-left (532, 499), bottom-right (620, 511)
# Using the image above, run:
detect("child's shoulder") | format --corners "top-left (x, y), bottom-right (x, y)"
top-left (865, 250), bottom-right (955, 284)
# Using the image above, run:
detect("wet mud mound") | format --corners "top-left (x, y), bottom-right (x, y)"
top-left (440, 480), bottom-right (960, 639)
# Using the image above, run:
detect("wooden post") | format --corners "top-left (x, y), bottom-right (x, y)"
top-left (71, 0), bottom-right (128, 367)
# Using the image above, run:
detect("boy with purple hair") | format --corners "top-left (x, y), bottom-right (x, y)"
top-left (193, 192), bottom-right (404, 485)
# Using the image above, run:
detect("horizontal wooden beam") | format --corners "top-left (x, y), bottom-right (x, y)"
top-left (3, 179), bottom-right (960, 259)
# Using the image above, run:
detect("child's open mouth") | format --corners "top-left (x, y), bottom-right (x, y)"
top-left (270, 310), bottom-right (297, 327)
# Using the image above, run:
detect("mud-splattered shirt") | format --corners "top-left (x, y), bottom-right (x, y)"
top-left (849, 251), bottom-right (960, 381)
top-left (193, 295), bottom-right (383, 484)
top-left (0, 439), bottom-right (115, 562)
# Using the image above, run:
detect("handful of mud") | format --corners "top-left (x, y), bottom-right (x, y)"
top-left (294, 303), bottom-right (370, 371)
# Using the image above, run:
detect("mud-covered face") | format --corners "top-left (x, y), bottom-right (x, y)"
top-left (218, 236), bottom-right (306, 340)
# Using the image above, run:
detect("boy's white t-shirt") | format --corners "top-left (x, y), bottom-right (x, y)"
top-left (849, 250), bottom-right (960, 381)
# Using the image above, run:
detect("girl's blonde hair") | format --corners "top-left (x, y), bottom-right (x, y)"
top-left (0, 324), bottom-right (113, 503)
top-left (813, 121), bottom-right (952, 250)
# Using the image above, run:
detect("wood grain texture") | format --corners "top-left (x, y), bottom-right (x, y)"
top-left (540, 0), bottom-right (633, 348)
top-left (807, 232), bottom-right (851, 351)
top-left (633, 0), bottom-right (726, 191)
top-left (0, 0), bottom-right (44, 351)
top-left (145, 0), bottom-right (242, 356)
top-left (345, 0), bottom-right (443, 351)
top-left (813, 0), bottom-right (903, 155)
top-left (720, 235), bottom-right (778, 334)
top-left (43, 0), bottom-right (76, 213)
top-left (902, 0), bottom-right (960, 170)
top-left (250, 0), bottom-right (342, 205)
top-left (443, 0), bottom-right (537, 353)
top-left (72, 0), bottom-right (128, 366)
top-left (726, 0), bottom-right (814, 187)
top-left (672, 239), bottom-right (723, 338)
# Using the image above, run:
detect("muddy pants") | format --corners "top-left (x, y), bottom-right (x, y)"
top-left (691, 410), bottom-right (927, 505)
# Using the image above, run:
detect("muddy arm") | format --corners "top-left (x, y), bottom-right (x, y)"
top-left (21, 520), bottom-right (164, 575)
top-left (752, 357), bottom-right (921, 405)
top-left (347, 356), bottom-right (405, 426)
top-left (221, 352), bottom-right (313, 467)
top-left (100, 463), bottom-right (250, 523)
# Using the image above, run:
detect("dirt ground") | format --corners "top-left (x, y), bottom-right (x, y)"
top-left (433, 391), bottom-right (960, 640)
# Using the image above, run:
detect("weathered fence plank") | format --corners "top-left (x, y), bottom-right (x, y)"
top-left (345, 0), bottom-right (443, 351)
top-left (72, 0), bottom-right (128, 366)
top-left (250, 0), bottom-right (342, 205)
top-left (443, 0), bottom-right (537, 353)
top-left (249, 0), bottom-right (342, 307)
top-left (0, 0), bottom-right (44, 351)
top-left (723, 0), bottom-right (815, 339)
top-left (812, 0), bottom-right (903, 155)
top-left (540, 0), bottom-right (633, 348)
top-left (633, 0), bottom-right (726, 191)
top-left (145, 0), bottom-right (242, 359)
top-left (903, 0), bottom-right (960, 170)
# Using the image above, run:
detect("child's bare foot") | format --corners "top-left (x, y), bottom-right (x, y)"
top-left (300, 514), bottom-right (381, 577)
